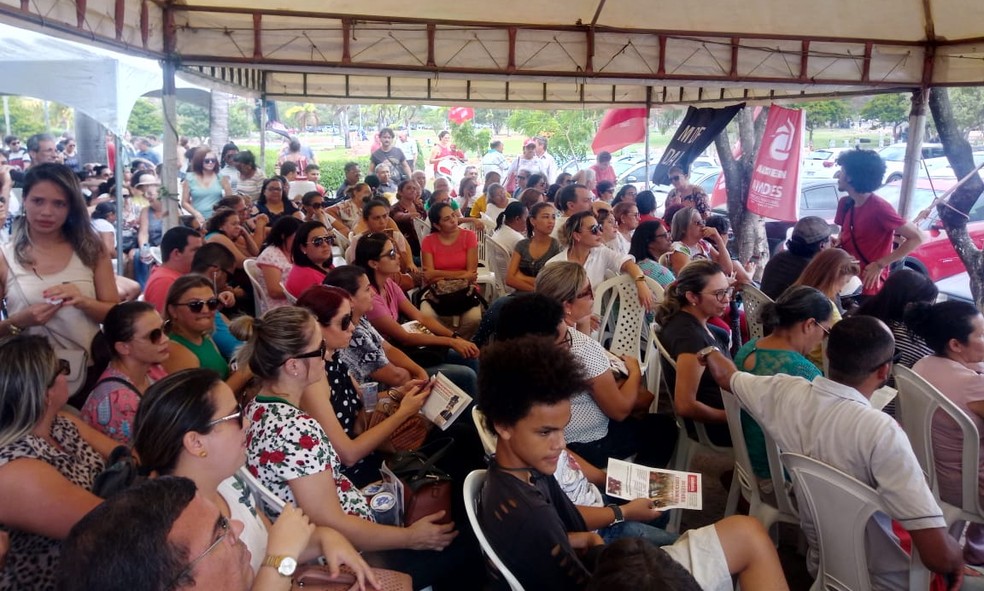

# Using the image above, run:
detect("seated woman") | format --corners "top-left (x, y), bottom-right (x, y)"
top-left (131, 368), bottom-right (376, 587)
top-left (419, 202), bottom-right (483, 339)
top-left (909, 300), bottom-right (984, 565)
top-left (205, 207), bottom-right (258, 270)
top-left (610, 202), bottom-right (640, 255)
top-left (345, 199), bottom-right (417, 290)
top-left (297, 285), bottom-right (433, 487)
top-left (532, 262), bottom-right (673, 468)
top-left (791, 248), bottom-right (861, 368)
top-left (628, 220), bottom-right (675, 289)
top-left (665, 206), bottom-right (733, 278)
top-left (234, 306), bottom-right (473, 589)
top-left (215, 194), bottom-right (268, 258)
top-left (256, 177), bottom-right (302, 227)
top-left (0, 334), bottom-right (117, 590)
top-left (255, 216), bottom-right (302, 313)
top-left (507, 201), bottom-right (561, 293)
top-left (390, 180), bottom-right (427, 259)
top-left (161, 274), bottom-right (249, 393)
top-left (284, 221), bottom-right (334, 299)
top-left (490, 202), bottom-right (527, 253)
top-left (733, 286), bottom-right (831, 489)
top-left (548, 210), bottom-right (656, 312)
top-left (654, 260), bottom-right (734, 447)
top-left (354, 233), bottom-right (479, 394)
top-left (327, 182), bottom-right (371, 232)
top-left (324, 266), bottom-right (430, 389)
top-left (81, 301), bottom-right (169, 444)
top-left (856, 269), bottom-right (938, 369)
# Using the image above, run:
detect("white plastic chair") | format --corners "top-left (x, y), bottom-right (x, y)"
top-left (592, 274), bottom-right (664, 366)
top-left (653, 329), bottom-right (738, 532)
top-left (463, 470), bottom-right (525, 591)
top-left (242, 258), bottom-right (267, 316)
top-left (472, 407), bottom-right (497, 455)
top-left (281, 281), bottom-right (298, 304)
top-left (412, 217), bottom-right (431, 247)
top-left (150, 245), bottom-right (162, 266)
top-left (237, 466), bottom-right (286, 517)
top-left (721, 390), bottom-right (799, 540)
top-left (740, 284), bottom-right (773, 341)
top-left (486, 238), bottom-right (513, 300)
top-left (781, 452), bottom-right (932, 591)
top-left (474, 226), bottom-right (489, 269)
top-left (332, 227), bottom-right (350, 252)
top-left (894, 364), bottom-right (984, 529)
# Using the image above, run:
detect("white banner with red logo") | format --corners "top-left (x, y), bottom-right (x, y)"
top-left (746, 105), bottom-right (804, 222)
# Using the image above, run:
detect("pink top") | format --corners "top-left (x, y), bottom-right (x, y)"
top-left (144, 265), bottom-right (183, 314)
top-left (255, 245), bottom-right (293, 313)
top-left (590, 163), bottom-right (617, 185)
top-left (912, 354), bottom-right (984, 506)
top-left (834, 194), bottom-right (906, 295)
top-left (285, 264), bottom-right (328, 299)
top-left (366, 278), bottom-right (407, 322)
top-left (421, 229), bottom-right (477, 271)
top-left (81, 364), bottom-right (169, 444)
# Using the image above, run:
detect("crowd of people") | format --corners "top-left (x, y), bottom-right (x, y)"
top-left (0, 127), bottom-right (977, 591)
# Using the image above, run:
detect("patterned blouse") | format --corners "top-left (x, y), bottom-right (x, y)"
top-left (326, 352), bottom-right (383, 487)
top-left (0, 416), bottom-right (105, 590)
top-left (80, 364), bottom-right (168, 444)
top-left (245, 396), bottom-right (374, 522)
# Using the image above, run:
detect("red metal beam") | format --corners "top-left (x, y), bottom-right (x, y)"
top-left (426, 24), bottom-right (435, 68)
top-left (507, 27), bottom-right (516, 72)
top-left (861, 41), bottom-right (872, 82)
top-left (76, 0), bottom-right (86, 29)
top-left (730, 37), bottom-right (738, 77)
top-left (341, 19), bottom-right (352, 64)
top-left (586, 27), bottom-right (594, 73)
top-left (163, 3), bottom-right (175, 54)
top-left (799, 40), bottom-right (810, 82)
top-left (114, 0), bottom-right (124, 40)
top-left (657, 35), bottom-right (666, 76)
top-left (140, 0), bottom-right (148, 48)
top-left (252, 13), bottom-right (262, 60)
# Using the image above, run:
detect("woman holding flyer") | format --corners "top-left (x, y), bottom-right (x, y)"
top-left (296, 285), bottom-right (433, 487)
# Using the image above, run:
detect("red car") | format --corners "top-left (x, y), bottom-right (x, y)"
top-left (878, 178), bottom-right (984, 281)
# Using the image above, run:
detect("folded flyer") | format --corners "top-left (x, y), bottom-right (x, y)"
top-left (401, 320), bottom-right (433, 335)
top-left (605, 458), bottom-right (703, 510)
top-left (421, 372), bottom-right (472, 430)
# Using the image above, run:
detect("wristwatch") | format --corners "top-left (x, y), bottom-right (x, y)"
top-left (607, 503), bottom-right (625, 525)
top-left (262, 555), bottom-right (298, 577)
top-left (696, 345), bottom-right (721, 363)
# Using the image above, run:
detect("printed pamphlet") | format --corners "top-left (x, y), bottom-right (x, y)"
top-left (401, 320), bottom-right (433, 335)
top-left (605, 458), bottom-right (703, 510)
top-left (421, 372), bottom-right (472, 430)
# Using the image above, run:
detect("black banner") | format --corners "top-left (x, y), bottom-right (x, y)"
top-left (651, 103), bottom-right (744, 185)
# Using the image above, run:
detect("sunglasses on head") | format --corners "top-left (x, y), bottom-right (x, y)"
top-left (206, 403), bottom-right (244, 429)
top-left (308, 235), bottom-right (333, 247)
top-left (176, 298), bottom-right (220, 313)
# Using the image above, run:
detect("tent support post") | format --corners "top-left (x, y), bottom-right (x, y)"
top-left (162, 59), bottom-right (180, 229)
top-left (897, 88), bottom-right (928, 219)
top-left (644, 87), bottom-right (652, 190)
top-left (114, 135), bottom-right (124, 274)
top-left (259, 93), bottom-right (266, 176)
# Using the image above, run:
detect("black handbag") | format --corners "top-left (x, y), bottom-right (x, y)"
top-left (418, 279), bottom-right (487, 316)
top-left (385, 438), bottom-right (455, 526)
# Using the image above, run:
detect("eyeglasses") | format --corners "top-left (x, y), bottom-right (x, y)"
top-left (49, 358), bottom-right (71, 387)
top-left (815, 321), bottom-right (831, 337)
top-left (517, 176), bottom-right (529, 181)
top-left (308, 235), bottom-right (333, 247)
top-left (207, 403), bottom-right (244, 429)
top-left (309, 202), bottom-right (325, 209)
top-left (558, 329), bottom-right (574, 349)
top-left (170, 516), bottom-right (231, 588)
top-left (291, 339), bottom-right (327, 362)
top-left (584, 224), bottom-right (603, 235)
top-left (203, 158), bottom-right (218, 164)
top-left (670, 175), bottom-right (683, 182)
top-left (379, 248), bottom-right (398, 260)
top-left (175, 298), bottom-right (221, 313)
top-left (701, 288), bottom-right (734, 302)
top-left (576, 283), bottom-right (594, 299)
top-left (140, 328), bottom-right (165, 344)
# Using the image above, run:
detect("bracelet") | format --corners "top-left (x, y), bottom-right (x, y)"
top-left (634, 276), bottom-right (646, 282)
top-left (7, 321), bottom-right (21, 335)
top-left (452, 331), bottom-right (462, 339)
top-left (386, 388), bottom-right (402, 401)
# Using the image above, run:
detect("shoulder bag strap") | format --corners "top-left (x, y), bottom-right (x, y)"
top-left (844, 200), bottom-right (871, 266)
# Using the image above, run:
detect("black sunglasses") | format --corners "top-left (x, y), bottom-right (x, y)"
top-left (309, 202), bottom-right (325, 209)
top-left (175, 298), bottom-right (220, 313)
top-left (141, 328), bottom-right (165, 344)
top-left (584, 223), bottom-right (603, 235)
top-left (334, 313), bottom-right (353, 331)
top-left (207, 403), bottom-right (244, 429)
top-left (292, 339), bottom-right (327, 362)
top-left (203, 158), bottom-right (218, 164)
top-left (308, 235), bottom-right (333, 247)
top-left (670, 175), bottom-right (683, 181)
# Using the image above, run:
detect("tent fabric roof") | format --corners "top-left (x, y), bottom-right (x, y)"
top-left (1, 0), bottom-right (982, 107)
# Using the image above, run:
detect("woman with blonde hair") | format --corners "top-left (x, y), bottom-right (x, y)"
top-left (792, 248), bottom-right (861, 368)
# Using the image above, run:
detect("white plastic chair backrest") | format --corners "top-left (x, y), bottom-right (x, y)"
top-left (721, 390), bottom-right (762, 509)
top-left (643, 323), bottom-right (663, 397)
top-left (591, 274), bottom-right (663, 359)
top-left (237, 466), bottom-right (286, 517)
top-left (781, 452), bottom-right (932, 591)
top-left (281, 281), bottom-right (298, 305)
top-left (150, 246), bottom-right (162, 266)
top-left (242, 258), bottom-right (266, 317)
top-left (472, 407), bottom-right (498, 455)
top-left (463, 470), bottom-right (526, 591)
top-left (412, 217), bottom-right (431, 246)
top-left (894, 364), bottom-right (983, 518)
top-left (332, 227), bottom-right (351, 251)
top-left (474, 227), bottom-right (489, 268)
top-left (486, 239), bottom-right (512, 297)
top-left (741, 284), bottom-right (773, 341)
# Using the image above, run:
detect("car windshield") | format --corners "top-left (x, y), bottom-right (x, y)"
top-left (806, 150), bottom-right (838, 161)
top-left (879, 146), bottom-right (907, 161)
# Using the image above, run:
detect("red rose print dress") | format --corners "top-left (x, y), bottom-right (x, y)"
top-left (245, 396), bottom-right (375, 521)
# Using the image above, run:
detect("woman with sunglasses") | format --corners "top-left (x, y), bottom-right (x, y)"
top-left (300, 191), bottom-right (346, 235)
top-left (235, 306), bottom-right (467, 589)
top-left (181, 147), bottom-right (231, 225)
top-left (346, 200), bottom-right (416, 281)
top-left (628, 220), bottom-right (676, 289)
top-left (256, 216), bottom-right (303, 313)
top-left (666, 206), bottom-right (733, 277)
top-left (131, 367), bottom-right (377, 589)
top-left (0, 334), bottom-right (118, 590)
top-left (162, 274), bottom-right (249, 393)
top-left (548, 210), bottom-right (656, 312)
top-left (297, 286), bottom-right (432, 487)
top-left (533, 263), bottom-right (669, 468)
top-left (506, 202), bottom-right (561, 293)
top-left (732, 286), bottom-right (832, 489)
top-left (654, 260), bottom-right (734, 446)
top-left (664, 166), bottom-right (709, 213)
top-left (284, 221), bottom-right (335, 300)
top-left (791, 248), bottom-right (862, 369)
top-left (80, 302), bottom-right (170, 444)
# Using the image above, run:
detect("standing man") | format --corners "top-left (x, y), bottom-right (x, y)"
top-left (3, 136), bottom-right (26, 170)
top-left (135, 137), bottom-right (161, 166)
top-left (370, 127), bottom-right (412, 184)
top-left (482, 141), bottom-right (509, 178)
top-left (333, 161), bottom-right (362, 205)
top-left (535, 136), bottom-right (558, 185)
top-left (701, 315), bottom-right (964, 589)
top-left (398, 128), bottom-right (418, 171)
top-left (832, 149), bottom-right (923, 296)
top-left (504, 142), bottom-right (543, 193)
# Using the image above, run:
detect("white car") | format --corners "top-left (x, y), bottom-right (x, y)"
top-left (800, 148), bottom-right (850, 178)
top-left (935, 271), bottom-right (973, 304)
top-left (878, 142), bottom-right (947, 183)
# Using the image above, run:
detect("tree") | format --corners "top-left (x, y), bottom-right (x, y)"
top-left (4, 97), bottom-right (47, 137)
top-left (949, 88), bottom-right (984, 138)
top-left (176, 102), bottom-right (210, 141)
top-left (419, 106), bottom-right (450, 132)
top-left (801, 100), bottom-right (849, 144)
top-left (654, 107), bottom-right (683, 135)
top-left (209, 91), bottom-right (231, 148)
top-left (228, 99), bottom-right (254, 139)
top-left (127, 98), bottom-right (164, 137)
top-left (283, 103), bottom-right (320, 130)
top-left (507, 110), bottom-right (599, 163)
top-left (928, 87), bottom-right (984, 308)
top-left (449, 121), bottom-right (491, 158)
top-left (860, 94), bottom-right (908, 140)
top-left (477, 109), bottom-right (511, 134)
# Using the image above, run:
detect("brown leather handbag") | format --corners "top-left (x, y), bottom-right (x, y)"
top-left (366, 390), bottom-right (430, 451)
top-left (385, 438), bottom-right (454, 526)
top-left (292, 565), bottom-right (411, 591)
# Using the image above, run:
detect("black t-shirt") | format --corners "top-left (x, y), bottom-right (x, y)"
top-left (760, 250), bottom-right (812, 300)
top-left (659, 311), bottom-right (732, 446)
top-left (480, 461), bottom-right (592, 590)
top-left (371, 148), bottom-right (408, 182)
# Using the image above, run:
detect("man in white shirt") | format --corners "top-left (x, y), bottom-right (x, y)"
top-left (504, 142), bottom-right (543, 192)
top-left (700, 315), bottom-right (964, 590)
top-left (481, 140), bottom-right (509, 177)
top-left (535, 136), bottom-right (559, 185)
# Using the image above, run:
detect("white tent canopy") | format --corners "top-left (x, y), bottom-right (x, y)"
top-left (0, 0), bottom-right (981, 108)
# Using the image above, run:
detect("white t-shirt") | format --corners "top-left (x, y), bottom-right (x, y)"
top-left (491, 225), bottom-right (525, 254)
top-left (565, 327), bottom-right (613, 444)
top-left (546, 246), bottom-right (633, 292)
top-left (92, 218), bottom-right (116, 248)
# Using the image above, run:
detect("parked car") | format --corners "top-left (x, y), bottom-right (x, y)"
top-left (800, 148), bottom-right (850, 179)
top-left (935, 271), bottom-right (973, 304)
top-left (878, 142), bottom-right (946, 183)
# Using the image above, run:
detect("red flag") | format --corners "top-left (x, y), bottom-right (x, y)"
top-left (448, 107), bottom-right (475, 124)
top-left (591, 108), bottom-right (648, 154)
top-left (746, 105), bottom-right (804, 222)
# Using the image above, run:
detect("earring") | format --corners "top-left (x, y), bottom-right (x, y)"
top-left (199, 450), bottom-right (207, 458)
